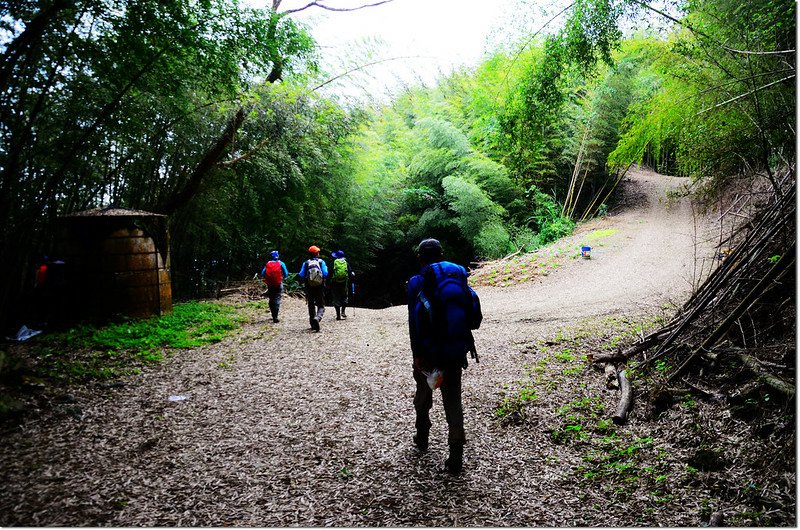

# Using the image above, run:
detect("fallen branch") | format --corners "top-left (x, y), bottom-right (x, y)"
top-left (737, 353), bottom-right (795, 397)
top-left (590, 351), bottom-right (627, 364)
top-left (623, 325), bottom-right (676, 359)
top-left (612, 370), bottom-right (633, 425)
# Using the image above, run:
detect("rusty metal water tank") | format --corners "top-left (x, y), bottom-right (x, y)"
top-left (56, 208), bottom-right (172, 323)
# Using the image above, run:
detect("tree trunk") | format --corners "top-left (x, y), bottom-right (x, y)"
top-left (156, 107), bottom-right (246, 216)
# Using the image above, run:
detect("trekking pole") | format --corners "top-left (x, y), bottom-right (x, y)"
top-left (351, 280), bottom-right (356, 317)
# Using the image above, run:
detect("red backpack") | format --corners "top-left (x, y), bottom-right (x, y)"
top-left (264, 261), bottom-right (283, 287)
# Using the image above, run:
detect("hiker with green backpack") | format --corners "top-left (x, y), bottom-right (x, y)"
top-left (329, 250), bottom-right (355, 320)
top-left (298, 245), bottom-right (328, 332)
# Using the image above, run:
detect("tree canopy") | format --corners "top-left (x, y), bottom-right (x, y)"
top-left (0, 0), bottom-right (794, 327)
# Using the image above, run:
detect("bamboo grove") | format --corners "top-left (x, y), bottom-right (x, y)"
top-left (0, 0), bottom-right (795, 329)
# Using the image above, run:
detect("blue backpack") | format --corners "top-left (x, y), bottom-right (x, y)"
top-left (414, 261), bottom-right (482, 364)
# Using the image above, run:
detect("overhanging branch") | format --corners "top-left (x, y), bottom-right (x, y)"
top-left (311, 55), bottom-right (427, 91)
top-left (284, 0), bottom-right (396, 14)
top-left (631, 0), bottom-right (796, 57)
top-left (697, 74), bottom-right (795, 115)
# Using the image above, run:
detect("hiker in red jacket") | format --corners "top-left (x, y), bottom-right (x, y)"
top-left (260, 251), bottom-right (289, 323)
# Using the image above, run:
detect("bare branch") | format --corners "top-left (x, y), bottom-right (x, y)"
top-left (691, 69), bottom-right (795, 99)
top-left (311, 55), bottom-right (428, 91)
top-left (631, 0), bottom-right (796, 57)
top-left (697, 74), bottom-right (795, 115)
top-left (283, 0), bottom-right (396, 15)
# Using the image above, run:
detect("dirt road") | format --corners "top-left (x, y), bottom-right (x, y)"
top-left (0, 168), bottom-right (725, 526)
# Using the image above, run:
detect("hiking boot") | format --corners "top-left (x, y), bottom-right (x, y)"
top-left (413, 431), bottom-right (429, 452)
top-left (341, 311), bottom-right (347, 319)
top-left (444, 445), bottom-right (463, 473)
top-left (273, 317), bottom-right (279, 323)
top-left (310, 318), bottom-right (320, 331)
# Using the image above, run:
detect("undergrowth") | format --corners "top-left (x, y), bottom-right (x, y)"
top-left (493, 312), bottom-right (795, 526)
top-left (24, 300), bottom-right (245, 383)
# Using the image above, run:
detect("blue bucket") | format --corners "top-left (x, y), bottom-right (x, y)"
top-left (581, 246), bottom-right (591, 259)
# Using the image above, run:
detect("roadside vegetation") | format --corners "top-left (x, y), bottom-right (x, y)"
top-left (2, 0), bottom-right (793, 318)
top-left (494, 314), bottom-right (794, 526)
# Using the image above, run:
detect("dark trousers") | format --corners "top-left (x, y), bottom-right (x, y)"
top-left (331, 282), bottom-right (348, 315)
top-left (306, 285), bottom-right (325, 321)
top-left (267, 284), bottom-right (282, 320)
top-left (413, 363), bottom-right (465, 447)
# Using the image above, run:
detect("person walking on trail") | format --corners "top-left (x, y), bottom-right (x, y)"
top-left (260, 250), bottom-right (289, 323)
top-left (298, 245), bottom-right (328, 331)
top-left (329, 250), bottom-right (355, 320)
top-left (407, 238), bottom-right (482, 474)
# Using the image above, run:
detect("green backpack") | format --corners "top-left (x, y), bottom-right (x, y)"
top-left (332, 258), bottom-right (349, 283)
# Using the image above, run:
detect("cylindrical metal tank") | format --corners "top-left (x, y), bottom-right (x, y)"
top-left (56, 208), bottom-right (172, 323)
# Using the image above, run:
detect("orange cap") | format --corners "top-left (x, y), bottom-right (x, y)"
top-left (308, 245), bottom-right (320, 253)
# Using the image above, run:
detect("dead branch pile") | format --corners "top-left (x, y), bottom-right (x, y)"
top-left (597, 169), bottom-right (796, 412)
top-left (215, 280), bottom-right (266, 300)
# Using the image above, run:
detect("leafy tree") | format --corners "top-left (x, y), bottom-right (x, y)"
top-left (0, 0), bottom-right (315, 327)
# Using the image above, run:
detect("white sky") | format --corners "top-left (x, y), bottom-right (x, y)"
top-left (247, 0), bottom-right (569, 103)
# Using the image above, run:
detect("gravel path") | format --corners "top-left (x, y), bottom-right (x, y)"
top-left (1, 168), bottom-right (748, 527)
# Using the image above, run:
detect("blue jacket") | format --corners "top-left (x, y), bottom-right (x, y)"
top-left (298, 257), bottom-right (328, 283)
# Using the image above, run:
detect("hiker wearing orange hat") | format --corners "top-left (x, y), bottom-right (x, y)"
top-left (298, 245), bottom-right (328, 331)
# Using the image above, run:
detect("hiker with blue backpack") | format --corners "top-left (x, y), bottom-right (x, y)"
top-left (329, 250), bottom-right (355, 320)
top-left (260, 250), bottom-right (289, 323)
top-left (407, 238), bottom-right (482, 474)
top-left (298, 245), bottom-right (328, 332)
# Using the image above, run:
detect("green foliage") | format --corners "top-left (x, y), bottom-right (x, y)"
top-left (443, 175), bottom-right (505, 242)
top-left (495, 383), bottom-right (539, 422)
top-left (0, 0), bottom-right (317, 324)
top-left (608, 0), bottom-right (795, 190)
top-left (474, 222), bottom-right (514, 259)
top-left (562, 0), bottom-right (627, 69)
top-left (525, 186), bottom-right (576, 244)
top-left (31, 301), bottom-right (242, 382)
top-left (551, 395), bottom-right (607, 443)
top-left (170, 82), bottom-right (366, 294)
top-left (578, 436), bottom-right (658, 480)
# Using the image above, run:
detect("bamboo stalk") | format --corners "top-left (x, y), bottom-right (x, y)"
top-left (667, 243), bottom-right (795, 383)
top-left (736, 353), bottom-right (795, 397)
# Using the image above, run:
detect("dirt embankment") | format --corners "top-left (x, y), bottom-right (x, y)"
top-left (0, 168), bottom-right (794, 527)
